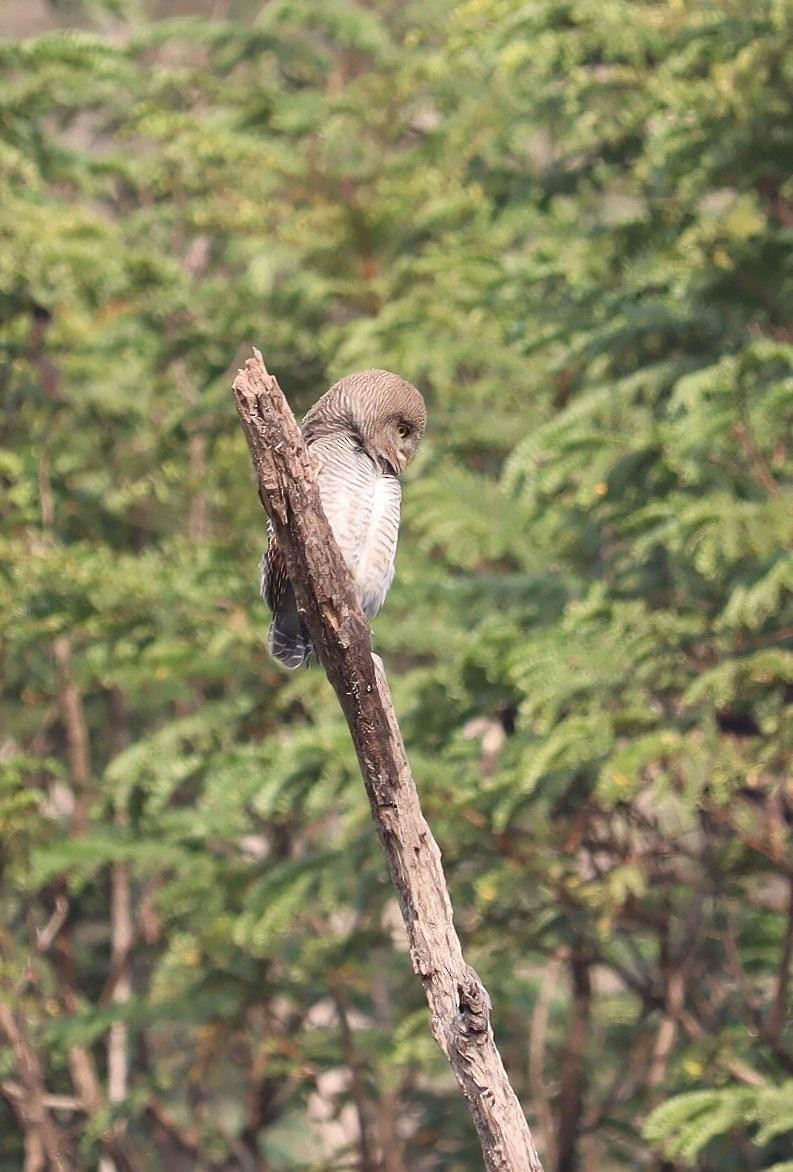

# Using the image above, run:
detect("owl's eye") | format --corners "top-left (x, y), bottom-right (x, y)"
top-left (397, 423), bottom-right (410, 439)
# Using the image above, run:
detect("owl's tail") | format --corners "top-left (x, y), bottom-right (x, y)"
top-left (268, 583), bottom-right (313, 669)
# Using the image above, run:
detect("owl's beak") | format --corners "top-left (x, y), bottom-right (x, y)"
top-left (382, 441), bottom-right (406, 476)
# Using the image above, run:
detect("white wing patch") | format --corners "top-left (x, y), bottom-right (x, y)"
top-left (312, 435), bottom-right (402, 618)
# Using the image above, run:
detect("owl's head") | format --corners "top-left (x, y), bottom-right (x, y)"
top-left (303, 369), bottom-right (426, 475)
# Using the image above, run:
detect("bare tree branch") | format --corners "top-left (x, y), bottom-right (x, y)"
top-left (769, 875), bottom-right (793, 1042)
top-left (107, 691), bottom-right (134, 1109)
top-left (52, 635), bottom-right (91, 837)
top-left (0, 992), bottom-right (72, 1172)
top-left (528, 959), bottom-right (560, 1170)
top-left (555, 952), bottom-right (591, 1172)
top-left (371, 956), bottom-right (409, 1172)
top-left (331, 979), bottom-right (376, 1172)
top-left (232, 349), bottom-right (543, 1171)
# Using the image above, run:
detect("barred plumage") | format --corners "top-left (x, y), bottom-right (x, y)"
top-left (261, 370), bottom-right (426, 668)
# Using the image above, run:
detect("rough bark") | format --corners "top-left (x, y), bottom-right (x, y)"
top-left (232, 349), bottom-right (543, 1171)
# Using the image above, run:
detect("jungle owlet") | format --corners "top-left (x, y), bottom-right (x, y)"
top-left (261, 369), bottom-right (426, 668)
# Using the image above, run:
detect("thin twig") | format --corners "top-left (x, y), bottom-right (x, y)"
top-left (35, 894), bottom-right (69, 953)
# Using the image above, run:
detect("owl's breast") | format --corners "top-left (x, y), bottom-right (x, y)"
top-left (312, 435), bottom-right (402, 619)
top-left (355, 471), bottom-right (401, 616)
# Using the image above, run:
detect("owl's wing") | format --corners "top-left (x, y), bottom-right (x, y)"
top-left (313, 435), bottom-right (402, 618)
top-left (259, 520), bottom-right (281, 611)
top-left (260, 526), bottom-right (313, 668)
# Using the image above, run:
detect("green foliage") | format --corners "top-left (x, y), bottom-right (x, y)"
top-left (645, 1083), bottom-right (793, 1164)
top-left (1, 0), bottom-right (793, 1168)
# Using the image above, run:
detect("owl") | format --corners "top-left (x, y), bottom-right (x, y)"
top-left (261, 369), bottom-right (427, 668)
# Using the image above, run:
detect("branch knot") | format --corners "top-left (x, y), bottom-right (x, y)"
top-left (457, 966), bottom-right (492, 1038)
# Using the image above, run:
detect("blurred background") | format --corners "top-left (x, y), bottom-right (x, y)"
top-left (2, 1), bottom-right (793, 1169)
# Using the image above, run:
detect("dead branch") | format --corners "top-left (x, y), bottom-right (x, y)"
top-left (232, 349), bottom-right (543, 1171)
